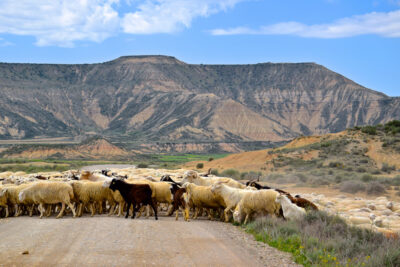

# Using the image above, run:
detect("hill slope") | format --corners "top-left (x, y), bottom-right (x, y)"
top-left (0, 55), bottom-right (399, 152)
top-left (185, 121), bottom-right (400, 174)
top-left (1, 138), bottom-right (129, 160)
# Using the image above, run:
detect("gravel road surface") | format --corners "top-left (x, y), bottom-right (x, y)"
top-left (0, 216), bottom-right (300, 267)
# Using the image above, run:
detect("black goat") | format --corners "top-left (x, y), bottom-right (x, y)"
top-left (160, 175), bottom-right (181, 185)
top-left (109, 179), bottom-right (158, 220)
top-left (168, 183), bottom-right (190, 221)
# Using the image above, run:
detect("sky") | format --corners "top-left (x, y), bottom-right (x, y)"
top-left (0, 0), bottom-right (399, 96)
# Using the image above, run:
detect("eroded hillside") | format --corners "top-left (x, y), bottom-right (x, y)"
top-left (0, 55), bottom-right (399, 152)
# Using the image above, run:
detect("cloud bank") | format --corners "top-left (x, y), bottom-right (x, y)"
top-left (0, 1), bottom-right (399, 47)
top-left (0, 0), bottom-right (241, 47)
top-left (211, 9), bottom-right (400, 38)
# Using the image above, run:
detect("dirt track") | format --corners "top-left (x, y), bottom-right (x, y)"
top-left (0, 216), bottom-right (299, 267)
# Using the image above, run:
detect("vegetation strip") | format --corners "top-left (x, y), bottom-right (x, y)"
top-left (241, 211), bottom-right (400, 266)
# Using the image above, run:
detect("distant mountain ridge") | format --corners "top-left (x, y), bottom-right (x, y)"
top-left (0, 55), bottom-right (399, 153)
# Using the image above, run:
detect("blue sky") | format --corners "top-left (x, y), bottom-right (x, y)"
top-left (0, 0), bottom-right (399, 96)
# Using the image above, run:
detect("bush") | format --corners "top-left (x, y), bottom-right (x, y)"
top-left (208, 157), bottom-right (214, 162)
top-left (366, 181), bottom-right (387, 195)
top-left (334, 175), bottom-right (343, 183)
top-left (221, 169), bottom-right (240, 180)
top-left (137, 163), bottom-right (148, 168)
top-left (340, 180), bottom-right (366, 193)
top-left (357, 167), bottom-right (366, 173)
top-left (361, 125), bottom-right (377, 135)
top-left (361, 174), bottom-right (375, 182)
top-left (381, 163), bottom-right (396, 173)
top-left (210, 169), bottom-right (219, 176)
top-left (308, 176), bottom-right (330, 186)
top-left (329, 161), bottom-right (343, 168)
top-left (297, 173), bottom-right (308, 183)
top-left (196, 163), bottom-right (204, 169)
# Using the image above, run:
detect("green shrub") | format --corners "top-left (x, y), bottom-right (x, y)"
top-left (208, 157), bottom-right (214, 162)
top-left (329, 161), bottom-right (343, 168)
top-left (196, 163), bottom-right (204, 169)
top-left (221, 169), bottom-right (240, 180)
top-left (361, 174), bottom-right (375, 182)
top-left (361, 125), bottom-right (377, 135)
top-left (244, 211), bottom-right (400, 267)
top-left (137, 163), bottom-right (148, 168)
top-left (366, 181), bottom-right (387, 195)
top-left (381, 163), bottom-right (396, 173)
top-left (340, 180), bottom-right (365, 193)
top-left (210, 169), bottom-right (219, 176)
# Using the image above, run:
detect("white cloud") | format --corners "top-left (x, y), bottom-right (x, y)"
top-left (122, 0), bottom-right (241, 34)
top-left (211, 9), bottom-right (400, 38)
top-left (0, 0), bottom-right (120, 47)
top-left (0, 0), bottom-right (243, 47)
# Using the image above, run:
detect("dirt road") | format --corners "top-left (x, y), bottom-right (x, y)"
top-left (0, 216), bottom-right (299, 267)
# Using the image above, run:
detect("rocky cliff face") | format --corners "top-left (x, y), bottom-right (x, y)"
top-left (0, 55), bottom-right (398, 152)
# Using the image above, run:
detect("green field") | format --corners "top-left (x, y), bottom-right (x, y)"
top-left (0, 153), bottom-right (230, 173)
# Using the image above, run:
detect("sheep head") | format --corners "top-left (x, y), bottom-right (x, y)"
top-left (275, 194), bottom-right (284, 204)
top-left (181, 170), bottom-right (199, 184)
top-left (210, 182), bottom-right (223, 194)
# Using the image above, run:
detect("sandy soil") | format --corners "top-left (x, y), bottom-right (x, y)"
top-left (0, 216), bottom-right (300, 267)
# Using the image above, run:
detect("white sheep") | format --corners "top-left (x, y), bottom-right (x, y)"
top-left (210, 182), bottom-right (255, 222)
top-left (181, 170), bottom-right (246, 189)
top-left (233, 189), bottom-right (281, 224)
top-left (1, 184), bottom-right (32, 216)
top-left (19, 181), bottom-right (76, 219)
top-left (0, 185), bottom-right (9, 217)
top-left (275, 194), bottom-right (306, 221)
top-left (183, 182), bottom-right (225, 220)
top-left (70, 181), bottom-right (115, 217)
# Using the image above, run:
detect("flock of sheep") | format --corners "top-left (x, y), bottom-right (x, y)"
top-left (0, 168), bottom-right (316, 224)
top-left (1, 167), bottom-right (399, 238)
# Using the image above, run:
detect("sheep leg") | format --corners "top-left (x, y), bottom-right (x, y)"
top-left (77, 203), bottom-right (83, 217)
top-left (150, 199), bottom-right (158, 220)
top-left (29, 204), bottom-right (34, 217)
top-left (66, 201), bottom-right (76, 218)
top-left (98, 201), bottom-right (103, 214)
top-left (194, 208), bottom-right (199, 219)
top-left (5, 206), bottom-right (9, 218)
top-left (15, 205), bottom-right (22, 217)
top-left (56, 202), bottom-right (65, 219)
top-left (131, 201), bottom-right (136, 219)
top-left (224, 207), bottom-right (231, 222)
top-left (108, 203), bottom-right (116, 216)
top-left (13, 204), bottom-right (19, 216)
top-left (185, 207), bottom-right (190, 222)
top-left (118, 203), bottom-right (123, 217)
top-left (39, 203), bottom-right (44, 219)
top-left (244, 213), bottom-right (250, 225)
top-left (208, 209), bottom-right (214, 221)
top-left (125, 202), bottom-right (131, 218)
top-left (136, 206), bottom-right (143, 218)
top-left (166, 204), bottom-right (174, 216)
top-left (90, 203), bottom-right (95, 217)
top-left (45, 205), bottom-right (52, 217)
top-left (146, 205), bottom-right (150, 219)
top-left (175, 209), bottom-right (179, 221)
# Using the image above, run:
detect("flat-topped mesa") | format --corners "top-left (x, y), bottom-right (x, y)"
top-left (109, 55), bottom-right (185, 65)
